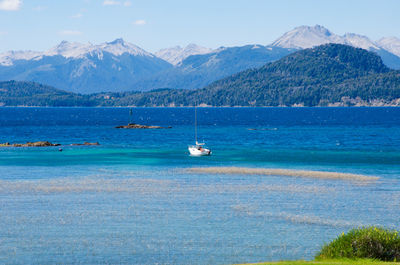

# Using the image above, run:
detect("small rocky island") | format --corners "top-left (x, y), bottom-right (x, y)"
top-left (115, 123), bottom-right (172, 129)
top-left (0, 141), bottom-right (100, 147)
top-left (0, 141), bottom-right (60, 147)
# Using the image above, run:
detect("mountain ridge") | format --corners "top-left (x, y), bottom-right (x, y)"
top-left (272, 25), bottom-right (380, 50)
top-left (1, 26), bottom-right (400, 93)
top-left (133, 45), bottom-right (294, 91)
top-left (271, 25), bottom-right (400, 70)
top-left (193, 43), bottom-right (399, 107)
top-left (377, 37), bottom-right (400, 57)
top-left (1, 44), bottom-right (399, 107)
top-left (0, 38), bottom-right (172, 94)
top-left (1, 38), bottom-right (156, 65)
top-left (155, 44), bottom-right (213, 65)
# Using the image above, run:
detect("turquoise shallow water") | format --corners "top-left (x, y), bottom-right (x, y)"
top-left (0, 107), bottom-right (399, 264)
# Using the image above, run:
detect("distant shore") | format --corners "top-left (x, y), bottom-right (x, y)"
top-left (0, 105), bottom-right (399, 108)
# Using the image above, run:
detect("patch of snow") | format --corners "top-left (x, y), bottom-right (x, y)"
top-left (271, 25), bottom-right (345, 49)
top-left (155, 43), bottom-right (213, 65)
top-left (204, 53), bottom-right (221, 67)
top-left (214, 46), bottom-right (227, 53)
top-left (377, 37), bottom-right (400, 57)
top-left (43, 38), bottom-right (152, 59)
top-left (96, 38), bottom-right (153, 57)
top-left (343, 33), bottom-right (380, 50)
top-left (270, 24), bottom-right (400, 56)
top-left (0, 50), bottom-right (42, 66)
top-left (71, 59), bottom-right (97, 78)
top-left (43, 40), bottom-right (92, 58)
top-left (1, 38), bottom-right (154, 66)
top-left (155, 45), bottom-right (182, 64)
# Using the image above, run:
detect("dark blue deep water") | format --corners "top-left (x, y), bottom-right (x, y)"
top-left (0, 107), bottom-right (399, 264)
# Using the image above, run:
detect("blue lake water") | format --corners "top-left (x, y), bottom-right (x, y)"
top-left (0, 107), bottom-right (399, 264)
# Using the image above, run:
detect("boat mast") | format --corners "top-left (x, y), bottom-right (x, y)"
top-left (194, 103), bottom-right (197, 144)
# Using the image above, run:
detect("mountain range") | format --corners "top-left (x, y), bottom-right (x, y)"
top-left (0, 39), bottom-right (171, 94)
top-left (271, 25), bottom-right (400, 70)
top-left (1, 25), bottom-right (400, 94)
top-left (1, 44), bottom-right (399, 107)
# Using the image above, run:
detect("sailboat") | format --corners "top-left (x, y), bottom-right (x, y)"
top-left (188, 105), bottom-right (211, 156)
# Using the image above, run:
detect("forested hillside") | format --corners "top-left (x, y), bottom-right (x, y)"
top-left (1, 44), bottom-right (399, 107)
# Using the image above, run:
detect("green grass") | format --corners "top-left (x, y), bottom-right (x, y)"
top-left (240, 227), bottom-right (400, 265)
top-left (317, 227), bottom-right (400, 261)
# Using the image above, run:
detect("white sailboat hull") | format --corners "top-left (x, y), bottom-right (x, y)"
top-left (188, 146), bottom-right (211, 156)
top-left (188, 105), bottom-right (211, 156)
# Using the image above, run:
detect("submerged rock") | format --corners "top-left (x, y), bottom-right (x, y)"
top-left (115, 123), bottom-right (172, 129)
top-left (247, 128), bottom-right (278, 131)
top-left (0, 141), bottom-right (61, 147)
top-left (70, 142), bottom-right (100, 146)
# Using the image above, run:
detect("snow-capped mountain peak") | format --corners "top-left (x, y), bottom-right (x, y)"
top-left (0, 39), bottom-right (156, 66)
top-left (42, 38), bottom-right (152, 59)
top-left (343, 33), bottom-right (380, 50)
top-left (0, 50), bottom-right (42, 66)
top-left (377, 37), bottom-right (400, 57)
top-left (271, 25), bottom-right (390, 53)
top-left (98, 38), bottom-right (153, 57)
top-left (155, 44), bottom-right (213, 65)
top-left (108, 38), bottom-right (124, 45)
top-left (44, 41), bottom-right (92, 58)
top-left (271, 25), bottom-right (344, 49)
top-left (311, 24), bottom-right (334, 37)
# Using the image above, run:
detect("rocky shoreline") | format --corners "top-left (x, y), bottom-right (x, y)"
top-left (0, 141), bottom-right (100, 147)
top-left (115, 123), bottom-right (172, 129)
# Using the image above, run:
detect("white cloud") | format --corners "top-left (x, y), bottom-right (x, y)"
top-left (71, 13), bottom-right (83, 19)
top-left (59, 30), bottom-right (83, 36)
top-left (103, 0), bottom-right (131, 6)
top-left (0, 0), bottom-right (22, 11)
top-left (133, 20), bottom-right (146, 26)
top-left (103, 0), bottom-right (119, 6)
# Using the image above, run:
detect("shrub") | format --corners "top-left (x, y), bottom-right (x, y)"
top-left (316, 227), bottom-right (400, 261)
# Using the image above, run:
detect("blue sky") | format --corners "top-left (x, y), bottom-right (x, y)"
top-left (0, 0), bottom-right (399, 53)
